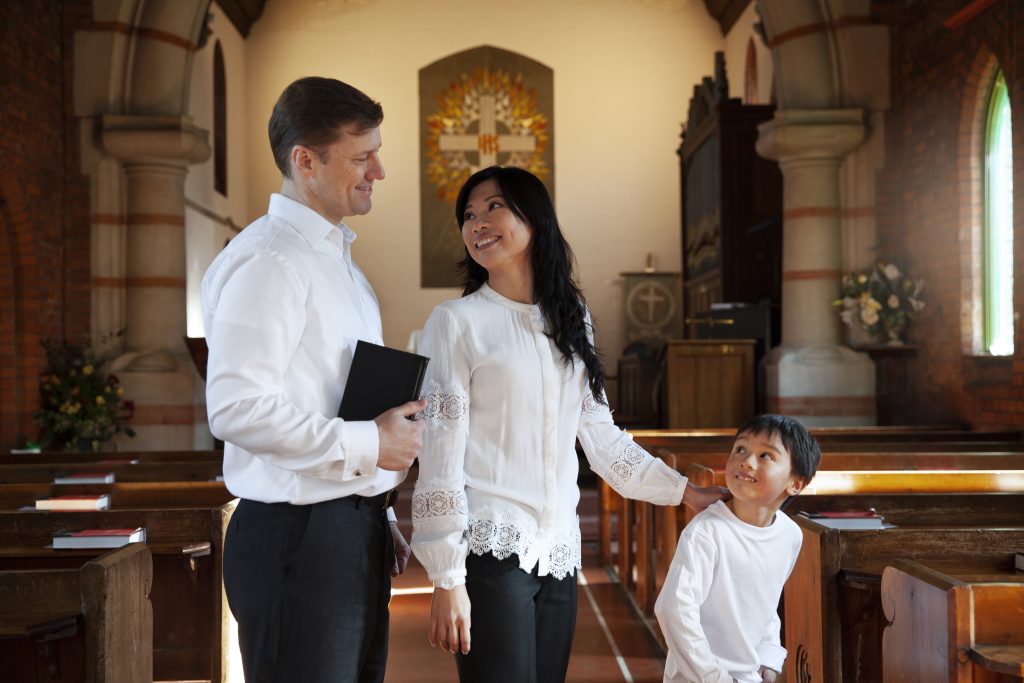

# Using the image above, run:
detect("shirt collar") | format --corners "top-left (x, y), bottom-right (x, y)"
top-left (479, 283), bottom-right (542, 315)
top-left (267, 193), bottom-right (357, 247)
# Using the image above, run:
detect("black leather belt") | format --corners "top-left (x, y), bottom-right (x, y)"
top-left (342, 489), bottom-right (398, 510)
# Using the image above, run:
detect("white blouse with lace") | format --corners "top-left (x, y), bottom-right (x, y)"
top-left (410, 284), bottom-right (687, 589)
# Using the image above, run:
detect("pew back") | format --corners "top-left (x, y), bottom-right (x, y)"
top-left (0, 543), bottom-right (153, 683)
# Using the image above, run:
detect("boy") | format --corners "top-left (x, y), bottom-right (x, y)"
top-left (654, 414), bottom-right (821, 683)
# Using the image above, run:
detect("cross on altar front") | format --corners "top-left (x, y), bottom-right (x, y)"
top-left (438, 94), bottom-right (536, 166)
top-left (637, 285), bottom-right (668, 323)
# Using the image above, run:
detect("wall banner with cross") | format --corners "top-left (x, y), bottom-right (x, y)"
top-left (419, 45), bottom-right (554, 288)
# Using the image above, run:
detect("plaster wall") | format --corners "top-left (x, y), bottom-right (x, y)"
top-left (236, 0), bottom-right (724, 367)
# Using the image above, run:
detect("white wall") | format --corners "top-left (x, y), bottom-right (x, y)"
top-left (724, 1), bottom-right (774, 104)
top-left (239, 0), bottom-right (723, 370)
top-left (185, 4), bottom-right (250, 337)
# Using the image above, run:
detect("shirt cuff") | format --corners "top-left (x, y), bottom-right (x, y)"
top-left (386, 507), bottom-right (398, 523)
top-left (340, 420), bottom-right (379, 480)
top-left (757, 642), bottom-right (787, 673)
top-left (430, 570), bottom-right (467, 590)
top-left (672, 473), bottom-right (687, 506)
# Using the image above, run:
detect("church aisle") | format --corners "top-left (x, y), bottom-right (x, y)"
top-left (385, 485), bottom-right (666, 682)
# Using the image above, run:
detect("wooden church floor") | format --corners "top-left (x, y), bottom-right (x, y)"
top-left (385, 485), bottom-right (666, 682)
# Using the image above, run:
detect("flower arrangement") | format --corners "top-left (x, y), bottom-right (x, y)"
top-left (834, 262), bottom-right (925, 344)
top-left (33, 339), bottom-right (136, 451)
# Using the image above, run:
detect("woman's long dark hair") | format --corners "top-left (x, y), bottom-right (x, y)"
top-left (454, 166), bottom-right (606, 403)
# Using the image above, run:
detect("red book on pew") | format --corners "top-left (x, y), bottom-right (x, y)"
top-left (35, 494), bottom-right (111, 511)
top-left (52, 527), bottom-right (146, 549)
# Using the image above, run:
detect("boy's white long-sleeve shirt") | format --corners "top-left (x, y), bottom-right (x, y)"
top-left (654, 501), bottom-right (801, 683)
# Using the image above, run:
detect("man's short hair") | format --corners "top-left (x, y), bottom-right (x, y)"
top-left (268, 76), bottom-right (384, 178)
top-left (734, 414), bottom-right (821, 482)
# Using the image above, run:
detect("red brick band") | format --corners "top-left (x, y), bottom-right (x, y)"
top-left (784, 207), bottom-right (840, 220)
top-left (92, 21), bottom-right (194, 51)
top-left (766, 395), bottom-right (875, 416)
top-left (92, 213), bottom-right (126, 226)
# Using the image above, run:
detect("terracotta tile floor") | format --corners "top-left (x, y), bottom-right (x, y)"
top-left (385, 484), bottom-right (666, 682)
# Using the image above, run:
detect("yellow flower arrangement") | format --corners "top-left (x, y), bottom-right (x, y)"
top-left (33, 339), bottom-right (136, 451)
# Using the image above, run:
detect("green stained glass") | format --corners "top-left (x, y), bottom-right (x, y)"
top-left (984, 70), bottom-right (1014, 355)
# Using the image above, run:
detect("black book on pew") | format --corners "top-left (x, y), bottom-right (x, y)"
top-left (338, 341), bottom-right (429, 421)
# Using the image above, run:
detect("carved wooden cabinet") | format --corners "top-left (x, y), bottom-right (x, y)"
top-left (663, 339), bottom-right (756, 428)
top-left (679, 53), bottom-right (782, 322)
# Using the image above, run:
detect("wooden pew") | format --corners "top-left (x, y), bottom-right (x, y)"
top-left (881, 559), bottom-right (1024, 682)
top-left (0, 460), bottom-right (223, 484)
top-left (2, 449), bottom-right (223, 465)
top-left (783, 494), bottom-right (1024, 683)
top-left (629, 428), bottom-right (1023, 448)
top-left (628, 453), bottom-right (1024, 616)
top-left (0, 543), bottom-right (153, 683)
top-left (598, 430), bottom-right (1024, 573)
top-left (0, 481), bottom-right (234, 510)
top-left (0, 501), bottom-right (236, 682)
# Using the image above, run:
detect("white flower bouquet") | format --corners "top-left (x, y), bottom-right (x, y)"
top-left (834, 262), bottom-right (925, 344)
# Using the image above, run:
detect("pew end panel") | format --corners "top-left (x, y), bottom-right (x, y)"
top-left (0, 543), bottom-right (153, 683)
top-left (882, 559), bottom-right (1024, 683)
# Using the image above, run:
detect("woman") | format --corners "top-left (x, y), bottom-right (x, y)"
top-left (411, 166), bottom-right (726, 683)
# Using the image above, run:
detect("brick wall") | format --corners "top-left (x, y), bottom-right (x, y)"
top-left (0, 0), bottom-right (92, 450)
top-left (874, 0), bottom-right (1023, 428)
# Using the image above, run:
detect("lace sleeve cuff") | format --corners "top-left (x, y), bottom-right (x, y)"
top-left (412, 478), bottom-right (469, 532)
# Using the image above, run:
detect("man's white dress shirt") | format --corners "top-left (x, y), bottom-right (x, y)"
top-left (202, 193), bottom-right (403, 505)
top-left (654, 501), bottom-right (800, 683)
top-left (410, 284), bottom-right (686, 589)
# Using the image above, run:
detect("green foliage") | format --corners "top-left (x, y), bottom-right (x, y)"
top-left (33, 339), bottom-right (136, 451)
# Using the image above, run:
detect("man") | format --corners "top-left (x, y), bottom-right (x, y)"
top-left (202, 77), bottom-right (424, 683)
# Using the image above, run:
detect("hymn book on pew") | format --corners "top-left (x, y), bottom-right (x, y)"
top-left (338, 341), bottom-right (429, 421)
top-left (53, 472), bottom-right (116, 484)
top-left (796, 509), bottom-right (890, 529)
top-left (35, 494), bottom-right (111, 511)
top-left (52, 527), bottom-right (146, 549)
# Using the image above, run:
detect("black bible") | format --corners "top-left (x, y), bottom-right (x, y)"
top-left (338, 340), bottom-right (430, 421)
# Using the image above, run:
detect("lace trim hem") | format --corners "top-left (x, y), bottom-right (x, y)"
top-left (466, 509), bottom-right (582, 580)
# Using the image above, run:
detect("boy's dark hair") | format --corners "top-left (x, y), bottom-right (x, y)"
top-left (268, 76), bottom-right (384, 178)
top-left (735, 414), bottom-right (821, 482)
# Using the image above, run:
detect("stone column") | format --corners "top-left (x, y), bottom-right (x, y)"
top-left (756, 109), bottom-right (876, 426)
top-left (101, 115), bottom-right (209, 448)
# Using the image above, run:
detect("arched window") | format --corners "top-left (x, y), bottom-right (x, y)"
top-left (213, 40), bottom-right (227, 197)
top-left (983, 70), bottom-right (1013, 355)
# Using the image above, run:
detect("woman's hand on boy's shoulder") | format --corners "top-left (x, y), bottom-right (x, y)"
top-left (681, 482), bottom-right (732, 511)
top-left (759, 665), bottom-right (778, 683)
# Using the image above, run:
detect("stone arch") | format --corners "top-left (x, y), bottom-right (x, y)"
top-left (957, 47), bottom-right (1003, 354)
top-left (754, 0), bottom-right (841, 109)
